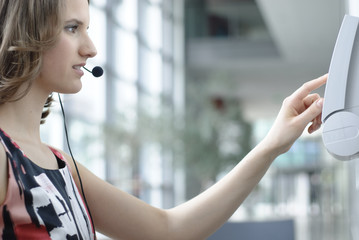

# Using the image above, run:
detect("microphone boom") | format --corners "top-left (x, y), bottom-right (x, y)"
top-left (83, 66), bottom-right (104, 77)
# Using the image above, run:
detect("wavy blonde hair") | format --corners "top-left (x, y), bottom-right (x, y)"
top-left (0, 0), bottom-right (67, 123)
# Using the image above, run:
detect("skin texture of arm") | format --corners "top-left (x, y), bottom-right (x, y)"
top-left (64, 74), bottom-right (327, 240)
top-left (0, 146), bottom-right (7, 205)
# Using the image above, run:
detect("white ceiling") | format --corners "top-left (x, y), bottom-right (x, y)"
top-left (186, 0), bottom-right (346, 120)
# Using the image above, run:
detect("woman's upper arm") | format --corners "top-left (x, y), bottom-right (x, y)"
top-left (0, 143), bottom-right (7, 205)
top-left (61, 152), bottom-right (169, 240)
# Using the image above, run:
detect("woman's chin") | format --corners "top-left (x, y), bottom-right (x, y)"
top-left (61, 84), bottom-right (83, 95)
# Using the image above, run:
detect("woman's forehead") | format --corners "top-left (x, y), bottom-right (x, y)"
top-left (63, 0), bottom-right (90, 25)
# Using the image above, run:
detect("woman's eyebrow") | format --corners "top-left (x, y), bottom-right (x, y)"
top-left (65, 19), bottom-right (85, 26)
top-left (65, 18), bottom-right (90, 29)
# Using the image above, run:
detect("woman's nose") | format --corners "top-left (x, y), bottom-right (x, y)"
top-left (80, 35), bottom-right (97, 58)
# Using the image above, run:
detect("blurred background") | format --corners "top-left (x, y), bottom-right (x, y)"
top-left (41, 0), bottom-right (359, 239)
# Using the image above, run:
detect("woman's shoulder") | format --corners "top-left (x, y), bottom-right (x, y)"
top-left (48, 145), bottom-right (77, 175)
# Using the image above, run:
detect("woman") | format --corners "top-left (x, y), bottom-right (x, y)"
top-left (0, 0), bottom-right (326, 239)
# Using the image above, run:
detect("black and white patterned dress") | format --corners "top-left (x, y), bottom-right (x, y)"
top-left (0, 128), bottom-right (95, 239)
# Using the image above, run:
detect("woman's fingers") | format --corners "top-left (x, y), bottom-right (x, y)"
top-left (292, 74), bottom-right (327, 101)
top-left (303, 94), bottom-right (321, 108)
top-left (263, 74), bottom-right (327, 154)
top-left (296, 97), bottom-right (324, 129)
top-left (289, 75), bottom-right (327, 129)
top-left (308, 110), bottom-right (323, 133)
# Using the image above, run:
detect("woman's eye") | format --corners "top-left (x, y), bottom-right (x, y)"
top-left (66, 25), bottom-right (78, 33)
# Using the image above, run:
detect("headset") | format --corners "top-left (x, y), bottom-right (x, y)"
top-left (58, 66), bottom-right (103, 237)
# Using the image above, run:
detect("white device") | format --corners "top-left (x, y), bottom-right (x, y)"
top-left (322, 15), bottom-right (359, 160)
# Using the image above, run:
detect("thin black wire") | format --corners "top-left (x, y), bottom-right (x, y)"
top-left (57, 93), bottom-right (96, 238)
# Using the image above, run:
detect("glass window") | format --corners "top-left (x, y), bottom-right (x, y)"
top-left (91, 0), bottom-right (106, 8)
top-left (148, 0), bottom-right (162, 4)
top-left (163, 61), bottom-right (174, 97)
top-left (114, 81), bottom-right (138, 131)
top-left (142, 5), bottom-right (162, 50)
top-left (139, 48), bottom-right (162, 95)
top-left (89, 6), bottom-right (107, 65)
top-left (115, 29), bottom-right (138, 82)
top-left (40, 110), bottom-right (64, 149)
top-left (70, 120), bottom-right (105, 178)
top-left (163, 18), bottom-right (174, 56)
top-left (139, 142), bottom-right (163, 207)
top-left (115, 0), bottom-right (138, 31)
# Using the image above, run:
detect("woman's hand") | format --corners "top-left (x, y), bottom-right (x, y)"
top-left (263, 74), bottom-right (327, 155)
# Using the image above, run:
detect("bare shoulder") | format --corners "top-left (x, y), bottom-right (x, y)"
top-left (51, 147), bottom-right (88, 186)
top-left (0, 141), bottom-right (8, 205)
top-left (49, 146), bottom-right (77, 175)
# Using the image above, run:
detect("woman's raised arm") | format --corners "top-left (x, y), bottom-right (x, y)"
top-left (68, 74), bottom-right (327, 240)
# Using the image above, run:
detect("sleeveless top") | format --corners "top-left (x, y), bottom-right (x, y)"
top-left (0, 129), bottom-right (95, 239)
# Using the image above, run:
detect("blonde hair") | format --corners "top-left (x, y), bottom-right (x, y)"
top-left (0, 0), bottom-right (65, 123)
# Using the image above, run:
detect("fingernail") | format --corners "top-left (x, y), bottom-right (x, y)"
top-left (317, 99), bottom-right (323, 107)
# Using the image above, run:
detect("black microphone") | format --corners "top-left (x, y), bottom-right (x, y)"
top-left (83, 66), bottom-right (104, 77)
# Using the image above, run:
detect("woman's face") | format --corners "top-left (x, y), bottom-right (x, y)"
top-left (37, 0), bottom-right (97, 94)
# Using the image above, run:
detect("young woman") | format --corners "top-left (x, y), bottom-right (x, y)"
top-left (0, 0), bottom-right (327, 239)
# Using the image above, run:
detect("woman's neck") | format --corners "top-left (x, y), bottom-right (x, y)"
top-left (0, 90), bottom-right (49, 144)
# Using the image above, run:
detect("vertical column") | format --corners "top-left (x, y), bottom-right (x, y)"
top-left (105, 0), bottom-right (117, 183)
top-left (173, 0), bottom-right (186, 207)
top-left (134, 0), bottom-right (144, 198)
